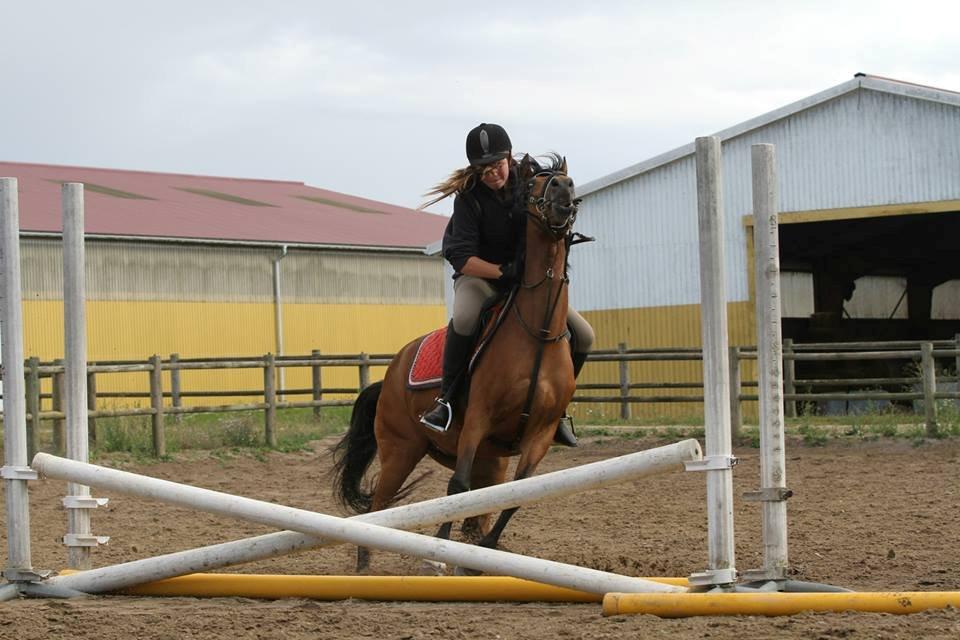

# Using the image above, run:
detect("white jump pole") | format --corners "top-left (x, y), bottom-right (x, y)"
top-left (1, 178), bottom-right (38, 588)
top-left (689, 136), bottom-right (737, 587)
top-left (744, 144), bottom-right (789, 581)
top-left (31, 439), bottom-right (699, 596)
top-left (31, 449), bottom-right (694, 596)
top-left (62, 183), bottom-right (107, 570)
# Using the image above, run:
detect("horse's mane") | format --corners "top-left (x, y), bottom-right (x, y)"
top-left (532, 152), bottom-right (565, 173)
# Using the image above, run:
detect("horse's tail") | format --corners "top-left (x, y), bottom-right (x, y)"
top-left (330, 381), bottom-right (383, 513)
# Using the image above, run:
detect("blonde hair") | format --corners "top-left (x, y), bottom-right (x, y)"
top-left (418, 167), bottom-right (478, 210)
top-left (418, 156), bottom-right (516, 210)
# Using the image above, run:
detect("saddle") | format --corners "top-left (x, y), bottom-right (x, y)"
top-left (407, 288), bottom-right (517, 390)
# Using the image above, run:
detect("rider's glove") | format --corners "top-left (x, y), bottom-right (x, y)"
top-left (498, 261), bottom-right (520, 282)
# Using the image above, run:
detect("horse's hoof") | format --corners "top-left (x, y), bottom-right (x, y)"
top-left (454, 565), bottom-right (484, 577)
top-left (420, 559), bottom-right (447, 576)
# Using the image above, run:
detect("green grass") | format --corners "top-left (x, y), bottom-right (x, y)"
top-left (89, 406), bottom-right (352, 461)
top-left (575, 400), bottom-right (960, 449)
top-left (3, 399), bottom-right (958, 461)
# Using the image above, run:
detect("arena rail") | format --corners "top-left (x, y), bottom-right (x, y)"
top-left (4, 336), bottom-right (958, 458)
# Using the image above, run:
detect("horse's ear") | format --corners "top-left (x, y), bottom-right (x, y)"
top-left (519, 154), bottom-right (535, 181)
top-left (560, 156), bottom-right (568, 175)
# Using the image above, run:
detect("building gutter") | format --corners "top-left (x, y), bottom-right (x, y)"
top-left (18, 231), bottom-right (432, 255)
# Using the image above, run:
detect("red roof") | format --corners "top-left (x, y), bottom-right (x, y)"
top-left (0, 161), bottom-right (447, 250)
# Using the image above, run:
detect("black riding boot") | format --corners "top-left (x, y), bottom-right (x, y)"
top-left (554, 351), bottom-right (589, 447)
top-left (420, 323), bottom-right (474, 432)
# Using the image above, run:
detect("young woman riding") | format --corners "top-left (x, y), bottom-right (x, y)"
top-left (419, 123), bottom-right (594, 445)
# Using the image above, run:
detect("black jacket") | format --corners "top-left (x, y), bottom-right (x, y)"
top-left (441, 168), bottom-right (526, 283)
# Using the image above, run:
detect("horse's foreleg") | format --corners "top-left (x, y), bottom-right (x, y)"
top-left (433, 423), bottom-right (487, 542)
top-left (461, 457), bottom-right (510, 542)
top-left (478, 436), bottom-right (553, 551)
top-left (433, 450), bottom-right (476, 541)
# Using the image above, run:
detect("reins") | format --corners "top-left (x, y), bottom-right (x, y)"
top-left (513, 169), bottom-right (578, 433)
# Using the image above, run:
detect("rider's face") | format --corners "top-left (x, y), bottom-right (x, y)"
top-left (479, 158), bottom-right (509, 191)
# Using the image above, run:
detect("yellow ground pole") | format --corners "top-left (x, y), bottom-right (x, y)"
top-left (63, 573), bottom-right (685, 602)
top-left (602, 591), bottom-right (960, 617)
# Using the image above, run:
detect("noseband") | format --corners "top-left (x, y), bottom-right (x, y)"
top-left (525, 171), bottom-right (581, 238)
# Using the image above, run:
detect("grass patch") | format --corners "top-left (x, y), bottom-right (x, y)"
top-left (797, 423), bottom-right (830, 446)
top-left (3, 399), bottom-right (958, 461)
top-left (87, 406), bottom-right (352, 459)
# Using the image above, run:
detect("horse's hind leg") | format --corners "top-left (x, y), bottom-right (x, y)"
top-left (356, 437), bottom-right (427, 572)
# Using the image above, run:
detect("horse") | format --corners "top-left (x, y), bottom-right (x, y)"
top-left (331, 153), bottom-right (581, 572)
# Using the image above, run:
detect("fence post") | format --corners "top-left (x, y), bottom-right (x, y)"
top-left (25, 356), bottom-right (40, 459)
top-left (263, 353), bottom-right (277, 447)
top-left (311, 349), bottom-right (323, 417)
top-left (782, 338), bottom-right (796, 418)
top-left (955, 334), bottom-right (960, 394)
top-left (921, 342), bottom-right (938, 437)
top-left (52, 358), bottom-right (66, 456)
top-left (728, 347), bottom-right (742, 439)
top-left (358, 352), bottom-right (371, 392)
top-left (170, 353), bottom-right (182, 423)
top-left (87, 371), bottom-right (97, 447)
top-left (149, 354), bottom-right (166, 457)
top-left (617, 342), bottom-right (630, 420)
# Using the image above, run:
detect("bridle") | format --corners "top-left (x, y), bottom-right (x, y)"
top-left (513, 169), bottom-right (579, 341)
top-left (525, 170), bottom-right (582, 240)
top-left (510, 167), bottom-right (582, 435)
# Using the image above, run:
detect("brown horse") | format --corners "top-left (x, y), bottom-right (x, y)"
top-left (331, 154), bottom-right (580, 572)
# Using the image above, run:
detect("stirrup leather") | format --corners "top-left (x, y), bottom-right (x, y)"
top-left (420, 397), bottom-right (453, 433)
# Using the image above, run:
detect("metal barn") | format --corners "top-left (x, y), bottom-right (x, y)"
top-left (1, 162), bottom-right (448, 403)
top-left (571, 74), bottom-right (960, 418)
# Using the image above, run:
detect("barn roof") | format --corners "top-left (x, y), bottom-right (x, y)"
top-left (579, 74), bottom-right (960, 197)
top-left (0, 161), bottom-right (448, 251)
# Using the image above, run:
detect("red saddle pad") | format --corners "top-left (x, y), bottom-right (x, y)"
top-left (407, 326), bottom-right (446, 388)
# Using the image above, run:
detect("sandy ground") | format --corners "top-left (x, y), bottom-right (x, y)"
top-left (2, 433), bottom-right (959, 639)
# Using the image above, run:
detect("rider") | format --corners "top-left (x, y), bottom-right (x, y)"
top-left (418, 122), bottom-right (594, 446)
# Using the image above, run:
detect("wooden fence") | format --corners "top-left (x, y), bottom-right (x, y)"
top-left (3, 337), bottom-right (958, 457)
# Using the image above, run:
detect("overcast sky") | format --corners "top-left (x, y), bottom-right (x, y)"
top-left (3, 1), bottom-right (958, 214)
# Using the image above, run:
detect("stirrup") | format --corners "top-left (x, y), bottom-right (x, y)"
top-left (420, 397), bottom-right (453, 433)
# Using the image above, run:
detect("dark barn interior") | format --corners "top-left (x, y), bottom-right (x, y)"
top-left (779, 210), bottom-right (960, 343)
top-left (776, 210), bottom-right (960, 399)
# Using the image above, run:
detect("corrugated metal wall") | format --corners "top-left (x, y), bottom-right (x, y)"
top-left (21, 238), bottom-right (446, 405)
top-left (573, 302), bottom-right (757, 420)
top-left (567, 86), bottom-right (960, 420)
top-left (22, 239), bottom-right (442, 304)
top-left (573, 88), bottom-right (960, 314)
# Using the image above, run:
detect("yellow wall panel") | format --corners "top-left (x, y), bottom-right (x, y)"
top-left (576, 302), bottom-right (758, 421)
top-left (281, 302), bottom-right (447, 396)
top-left (21, 300), bottom-right (445, 408)
top-left (22, 296), bottom-right (763, 422)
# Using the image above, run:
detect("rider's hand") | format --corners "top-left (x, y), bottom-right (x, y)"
top-left (498, 261), bottom-right (520, 282)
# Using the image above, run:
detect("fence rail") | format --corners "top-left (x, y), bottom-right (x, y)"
top-left (2, 336), bottom-right (958, 456)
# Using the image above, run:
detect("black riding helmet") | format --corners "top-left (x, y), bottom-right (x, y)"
top-left (465, 123), bottom-right (512, 166)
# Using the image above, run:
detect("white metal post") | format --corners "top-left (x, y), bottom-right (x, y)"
top-left (688, 137), bottom-right (737, 587)
top-left (62, 183), bottom-right (108, 570)
top-left (744, 144), bottom-right (789, 581)
top-left (1, 177), bottom-right (38, 583)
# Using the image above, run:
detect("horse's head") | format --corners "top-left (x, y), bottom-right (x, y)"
top-left (519, 153), bottom-right (581, 239)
